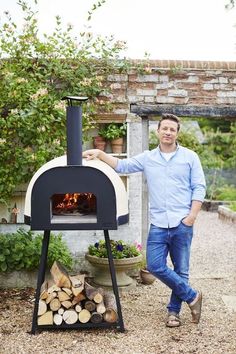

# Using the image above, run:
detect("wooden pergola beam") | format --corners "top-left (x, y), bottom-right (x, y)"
top-left (95, 114), bottom-right (126, 123)
top-left (130, 104), bottom-right (236, 119)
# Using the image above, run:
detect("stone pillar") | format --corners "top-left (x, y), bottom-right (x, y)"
top-left (126, 113), bottom-right (149, 246)
top-left (140, 116), bottom-right (149, 247)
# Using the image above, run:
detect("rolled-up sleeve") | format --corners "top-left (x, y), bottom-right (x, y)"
top-left (191, 152), bottom-right (206, 202)
top-left (114, 153), bottom-right (146, 174)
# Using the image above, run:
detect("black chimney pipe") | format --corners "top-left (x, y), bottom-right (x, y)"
top-left (62, 96), bottom-right (88, 166)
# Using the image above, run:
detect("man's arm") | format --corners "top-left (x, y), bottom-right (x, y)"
top-left (82, 149), bottom-right (118, 169)
top-left (182, 200), bottom-right (202, 226)
top-left (182, 152), bottom-right (206, 226)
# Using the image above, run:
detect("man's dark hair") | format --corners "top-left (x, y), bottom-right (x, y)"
top-left (158, 114), bottom-right (181, 131)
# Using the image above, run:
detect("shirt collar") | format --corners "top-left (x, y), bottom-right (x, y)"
top-left (157, 142), bottom-right (180, 153)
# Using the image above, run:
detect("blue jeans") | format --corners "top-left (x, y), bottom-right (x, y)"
top-left (146, 222), bottom-right (197, 314)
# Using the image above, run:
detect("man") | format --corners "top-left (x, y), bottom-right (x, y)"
top-left (83, 114), bottom-right (206, 328)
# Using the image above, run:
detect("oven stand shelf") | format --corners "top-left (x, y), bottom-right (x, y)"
top-left (30, 229), bottom-right (125, 334)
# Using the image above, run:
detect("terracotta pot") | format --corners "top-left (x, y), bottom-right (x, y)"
top-left (111, 137), bottom-right (124, 154)
top-left (85, 253), bottom-right (143, 287)
top-left (93, 136), bottom-right (107, 151)
top-left (140, 268), bottom-right (156, 285)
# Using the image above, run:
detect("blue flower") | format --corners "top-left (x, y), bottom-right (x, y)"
top-left (88, 239), bottom-right (141, 259)
top-left (116, 244), bottom-right (124, 252)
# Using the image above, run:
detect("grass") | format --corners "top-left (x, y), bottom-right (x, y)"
top-left (229, 202), bottom-right (236, 212)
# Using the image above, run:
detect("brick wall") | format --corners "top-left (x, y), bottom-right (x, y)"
top-left (98, 60), bottom-right (236, 116)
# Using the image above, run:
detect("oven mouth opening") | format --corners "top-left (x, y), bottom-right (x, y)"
top-left (51, 193), bottom-right (97, 224)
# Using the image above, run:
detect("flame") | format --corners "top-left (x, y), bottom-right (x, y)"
top-left (55, 193), bottom-right (79, 210)
top-left (53, 193), bottom-right (96, 214)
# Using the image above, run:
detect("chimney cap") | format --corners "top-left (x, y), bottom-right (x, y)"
top-left (62, 96), bottom-right (88, 106)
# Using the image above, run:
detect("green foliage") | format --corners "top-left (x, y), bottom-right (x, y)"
top-left (0, 0), bottom-right (128, 204)
top-left (204, 165), bottom-right (236, 201)
top-left (204, 169), bottom-right (225, 200)
top-left (229, 202), bottom-right (236, 211)
top-left (203, 127), bottom-right (236, 168)
top-left (88, 239), bottom-right (142, 259)
top-left (0, 228), bottom-right (73, 272)
top-left (87, 0), bottom-right (107, 21)
top-left (97, 125), bottom-right (109, 139)
top-left (214, 185), bottom-right (236, 201)
top-left (197, 149), bottom-right (224, 169)
top-left (198, 117), bottom-right (231, 133)
top-left (149, 130), bottom-right (158, 150)
top-left (177, 131), bottom-right (203, 155)
top-left (99, 122), bottom-right (127, 140)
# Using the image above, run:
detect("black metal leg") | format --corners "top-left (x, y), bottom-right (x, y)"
top-left (31, 230), bottom-right (51, 334)
top-left (103, 230), bottom-right (125, 332)
top-left (30, 229), bottom-right (124, 333)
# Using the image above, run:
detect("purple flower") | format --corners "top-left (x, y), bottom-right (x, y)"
top-left (94, 242), bottom-right (99, 248)
top-left (116, 244), bottom-right (124, 252)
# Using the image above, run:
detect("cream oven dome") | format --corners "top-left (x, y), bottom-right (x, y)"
top-left (24, 155), bottom-right (129, 231)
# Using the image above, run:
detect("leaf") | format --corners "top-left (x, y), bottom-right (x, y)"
top-left (0, 254), bottom-right (5, 261)
top-left (0, 262), bottom-right (7, 272)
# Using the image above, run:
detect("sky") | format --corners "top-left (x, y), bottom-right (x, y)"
top-left (1, 0), bottom-right (236, 61)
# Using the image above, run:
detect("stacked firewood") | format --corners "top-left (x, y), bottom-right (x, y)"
top-left (37, 261), bottom-right (118, 326)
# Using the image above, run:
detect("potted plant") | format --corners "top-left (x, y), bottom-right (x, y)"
top-left (103, 122), bottom-right (127, 153)
top-left (92, 126), bottom-right (108, 151)
top-left (139, 255), bottom-right (156, 285)
top-left (85, 239), bottom-right (143, 287)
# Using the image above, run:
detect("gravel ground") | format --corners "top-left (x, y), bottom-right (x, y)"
top-left (0, 211), bottom-right (236, 354)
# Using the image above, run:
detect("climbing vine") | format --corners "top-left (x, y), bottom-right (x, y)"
top-left (0, 0), bottom-right (127, 204)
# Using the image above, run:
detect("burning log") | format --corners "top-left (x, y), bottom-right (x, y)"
top-left (37, 261), bottom-right (119, 327)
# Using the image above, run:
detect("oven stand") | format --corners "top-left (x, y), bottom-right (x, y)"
top-left (31, 230), bottom-right (125, 334)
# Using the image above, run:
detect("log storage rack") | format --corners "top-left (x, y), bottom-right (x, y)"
top-left (24, 96), bottom-right (129, 334)
top-left (30, 229), bottom-right (125, 334)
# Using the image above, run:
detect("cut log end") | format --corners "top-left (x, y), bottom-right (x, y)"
top-left (63, 310), bottom-right (78, 324)
top-left (38, 311), bottom-right (53, 325)
top-left (78, 309), bottom-right (91, 323)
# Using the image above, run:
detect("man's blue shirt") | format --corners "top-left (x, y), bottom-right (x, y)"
top-left (115, 145), bottom-right (206, 228)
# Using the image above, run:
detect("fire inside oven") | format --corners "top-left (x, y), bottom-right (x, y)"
top-left (51, 192), bottom-right (97, 224)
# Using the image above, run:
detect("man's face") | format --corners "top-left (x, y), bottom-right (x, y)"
top-left (157, 119), bottom-right (179, 145)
